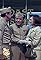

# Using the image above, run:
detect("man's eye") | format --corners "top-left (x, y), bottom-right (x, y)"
top-left (7, 12), bottom-right (10, 14)
top-left (16, 18), bottom-right (23, 20)
top-left (16, 18), bottom-right (18, 19)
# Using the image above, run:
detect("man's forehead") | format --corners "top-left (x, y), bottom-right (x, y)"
top-left (30, 16), bottom-right (33, 19)
top-left (15, 12), bottom-right (24, 18)
top-left (16, 16), bottom-right (23, 18)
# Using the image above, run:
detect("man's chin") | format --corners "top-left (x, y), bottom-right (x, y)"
top-left (16, 24), bottom-right (21, 26)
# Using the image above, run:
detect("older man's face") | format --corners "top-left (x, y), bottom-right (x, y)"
top-left (6, 12), bottom-right (12, 21)
top-left (15, 16), bottom-right (23, 26)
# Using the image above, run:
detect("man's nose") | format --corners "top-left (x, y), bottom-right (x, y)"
top-left (17, 19), bottom-right (20, 21)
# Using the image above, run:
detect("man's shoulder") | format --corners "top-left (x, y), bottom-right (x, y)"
top-left (0, 17), bottom-right (3, 21)
top-left (35, 26), bottom-right (41, 32)
top-left (29, 26), bottom-right (41, 33)
top-left (0, 17), bottom-right (6, 24)
top-left (22, 25), bottom-right (28, 30)
top-left (10, 23), bottom-right (17, 30)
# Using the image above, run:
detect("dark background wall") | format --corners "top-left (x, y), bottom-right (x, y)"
top-left (27, 0), bottom-right (41, 11)
top-left (0, 0), bottom-right (26, 9)
top-left (0, 0), bottom-right (41, 11)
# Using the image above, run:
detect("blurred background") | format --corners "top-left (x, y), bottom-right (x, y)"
top-left (0, 0), bottom-right (41, 11)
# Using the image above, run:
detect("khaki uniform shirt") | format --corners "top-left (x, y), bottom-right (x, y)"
top-left (0, 17), bottom-right (7, 45)
top-left (2, 25), bottom-right (11, 43)
top-left (10, 23), bottom-right (28, 42)
top-left (26, 26), bottom-right (41, 49)
top-left (0, 17), bottom-right (7, 54)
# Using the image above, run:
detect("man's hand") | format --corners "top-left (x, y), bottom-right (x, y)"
top-left (18, 40), bottom-right (32, 47)
top-left (18, 40), bottom-right (28, 44)
top-left (26, 41), bottom-right (32, 47)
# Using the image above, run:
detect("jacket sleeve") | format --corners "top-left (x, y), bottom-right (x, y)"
top-left (26, 28), bottom-right (41, 48)
top-left (0, 19), bottom-right (6, 45)
top-left (0, 20), bottom-right (5, 54)
top-left (31, 30), bottom-right (41, 47)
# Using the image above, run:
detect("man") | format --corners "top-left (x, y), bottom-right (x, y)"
top-left (10, 12), bottom-right (28, 60)
top-left (0, 7), bottom-right (12, 58)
